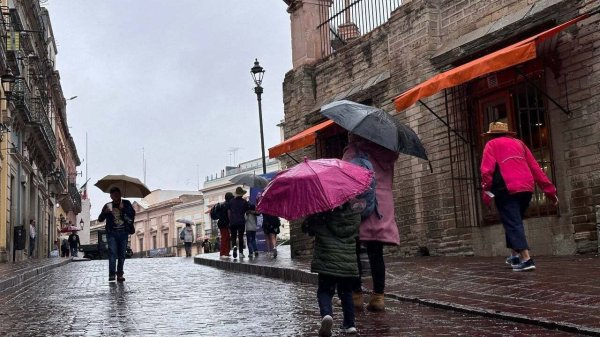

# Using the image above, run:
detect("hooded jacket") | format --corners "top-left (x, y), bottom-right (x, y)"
top-left (304, 203), bottom-right (360, 278)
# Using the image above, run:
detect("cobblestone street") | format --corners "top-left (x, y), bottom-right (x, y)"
top-left (0, 257), bottom-right (586, 336)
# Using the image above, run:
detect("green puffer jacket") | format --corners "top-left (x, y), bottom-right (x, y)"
top-left (304, 204), bottom-right (360, 278)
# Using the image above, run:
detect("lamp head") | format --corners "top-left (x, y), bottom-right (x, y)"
top-left (250, 59), bottom-right (265, 87)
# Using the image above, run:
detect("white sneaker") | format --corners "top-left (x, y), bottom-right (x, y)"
top-left (341, 326), bottom-right (357, 334)
top-left (319, 315), bottom-right (333, 337)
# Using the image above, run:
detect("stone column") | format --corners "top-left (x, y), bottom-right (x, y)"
top-left (285, 0), bottom-right (332, 69)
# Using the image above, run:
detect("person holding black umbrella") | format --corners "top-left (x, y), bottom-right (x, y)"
top-left (343, 134), bottom-right (399, 312)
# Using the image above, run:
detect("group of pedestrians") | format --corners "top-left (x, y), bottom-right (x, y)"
top-left (303, 122), bottom-right (558, 337)
top-left (214, 187), bottom-right (280, 260)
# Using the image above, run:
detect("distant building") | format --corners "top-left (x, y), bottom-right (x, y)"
top-left (131, 190), bottom-right (202, 255)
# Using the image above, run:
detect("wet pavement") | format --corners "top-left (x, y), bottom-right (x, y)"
top-left (0, 256), bottom-right (584, 336)
top-left (196, 247), bottom-right (600, 336)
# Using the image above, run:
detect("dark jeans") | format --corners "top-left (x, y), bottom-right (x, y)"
top-left (354, 240), bottom-right (385, 294)
top-left (495, 191), bottom-right (532, 251)
top-left (246, 231), bottom-right (257, 254)
top-left (29, 238), bottom-right (35, 256)
top-left (317, 274), bottom-right (355, 328)
top-left (230, 225), bottom-right (245, 253)
top-left (184, 242), bottom-right (192, 257)
top-left (107, 231), bottom-right (129, 276)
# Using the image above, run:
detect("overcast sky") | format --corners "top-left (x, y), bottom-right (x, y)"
top-left (44, 1), bottom-right (291, 216)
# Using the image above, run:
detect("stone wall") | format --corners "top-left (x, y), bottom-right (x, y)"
top-left (282, 0), bottom-right (600, 257)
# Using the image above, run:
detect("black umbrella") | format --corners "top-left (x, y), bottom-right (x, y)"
top-left (320, 100), bottom-right (428, 160)
top-left (229, 173), bottom-right (269, 188)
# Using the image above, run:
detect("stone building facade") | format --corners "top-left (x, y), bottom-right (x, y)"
top-left (278, 0), bottom-right (600, 257)
top-left (0, 0), bottom-right (80, 262)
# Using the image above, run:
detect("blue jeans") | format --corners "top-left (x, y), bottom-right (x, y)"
top-left (317, 274), bottom-right (355, 328)
top-left (246, 231), bottom-right (257, 253)
top-left (70, 246), bottom-right (78, 257)
top-left (107, 231), bottom-right (129, 276)
top-left (495, 192), bottom-right (532, 251)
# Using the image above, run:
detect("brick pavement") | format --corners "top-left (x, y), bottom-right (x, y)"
top-left (0, 256), bottom-right (583, 336)
top-left (0, 257), bottom-right (71, 293)
top-left (196, 248), bottom-right (600, 336)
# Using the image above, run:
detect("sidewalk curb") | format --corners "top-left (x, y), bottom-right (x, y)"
top-left (195, 255), bottom-right (600, 337)
top-left (194, 256), bottom-right (317, 284)
top-left (385, 294), bottom-right (600, 337)
top-left (0, 259), bottom-right (72, 293)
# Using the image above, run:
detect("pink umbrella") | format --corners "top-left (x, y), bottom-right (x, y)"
top-left (59, 226), bottom-right (80, 233)
top-left (257, 158), bottom-right (373, 220)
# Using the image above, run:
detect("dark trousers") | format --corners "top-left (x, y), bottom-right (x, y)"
top-left (317, 274), bottom-right (355, 328)
top-left (107, 231), bottom-right (129, 276)
top-left (29, 238), bottom-right (35, 256)
top-left (354, 240), bottom-right (385, 294)
top-left (230, 225), bottom-right (245, 253)
top-left (184, 242), bottom-right (192, 257)
top-left (495, 191), bottom-right (532, 251)
top-left (246, 231), bottom-right (257, 254)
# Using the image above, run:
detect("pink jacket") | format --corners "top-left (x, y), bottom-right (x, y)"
top-left (343, 140), bottom-right (400, 246)
top-left (480, 137), bottom-right (556, 201)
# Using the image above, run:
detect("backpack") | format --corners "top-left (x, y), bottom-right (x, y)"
top-left (209, 203), bottom-right (221, 221)
top-left (179, 228), bottom-right (185, 241)
top-left (349, 152), bottom-right (380, 220)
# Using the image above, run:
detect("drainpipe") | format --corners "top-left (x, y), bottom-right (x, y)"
top-left (596, 205), bottom-right (600, 254)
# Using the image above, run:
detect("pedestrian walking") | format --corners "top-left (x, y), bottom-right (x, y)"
top-left (302, 202), bottom-right (361, 336)
top-left (480, 122), bottom-right (558, 272)
top-left (98, 186), bottom-right (136, 282)
top-left (262, 213), bottom-right (280, 258)
top-left (61, 238), bottom-right (69, 257)
top-left (68, 231), bottom-right (81, 257)
top-left (228, 187), bottom-right (250, 259)
top-left (342, 134), bottom-right (399, 312)
top-left (180, 223), bottom-right (194, 257)
top-left (214, 192), bottom-right (234, 258)
top-left (245, 204), bottom-right (259, 258)
top-left (28, 219), bottom-right (36, 257)
top-left (201, 238), bottom-right (211, 253)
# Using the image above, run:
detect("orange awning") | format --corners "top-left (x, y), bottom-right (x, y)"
top-left (394, 13), bottom-right (592, 112)
top-left (269, 119), bottom-right (335, 158)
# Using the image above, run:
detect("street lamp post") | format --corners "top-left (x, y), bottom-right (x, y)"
top-left (251, 59), bottom-right (267, 175)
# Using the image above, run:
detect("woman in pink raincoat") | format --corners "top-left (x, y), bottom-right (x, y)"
top-left (343, 134), bottom-right (399, 312)
top-left (480, 122), bottom-right (558, 272)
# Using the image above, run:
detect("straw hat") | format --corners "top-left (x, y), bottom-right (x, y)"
top-left (481, 122), bottom-right (516, 136)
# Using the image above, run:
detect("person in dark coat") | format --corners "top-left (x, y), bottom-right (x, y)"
top-left (302, 201), bottom-right (361, 336)
top-left (98, 187), bottom-right (136, 282)
top-left (228, 187), bottom-right (250, 259)
top-left (68, 231), bottom-right (81, 257)
top-left (216, 192), bottom-right (234, 258)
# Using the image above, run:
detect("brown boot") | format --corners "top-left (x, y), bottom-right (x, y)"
top-left (116, 272), bottom-right (125, 282)
top-left (352, 291), bottom-right (364, 310)
top-left (366, 293), bottom-right (385, 312)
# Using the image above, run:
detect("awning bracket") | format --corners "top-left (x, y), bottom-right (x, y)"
top-left (285, 153), bottom-right (300, 164)
top-left (419, 100), bottom-right (471, 145)
top-left (514, 67), bottom-right (571, 116)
